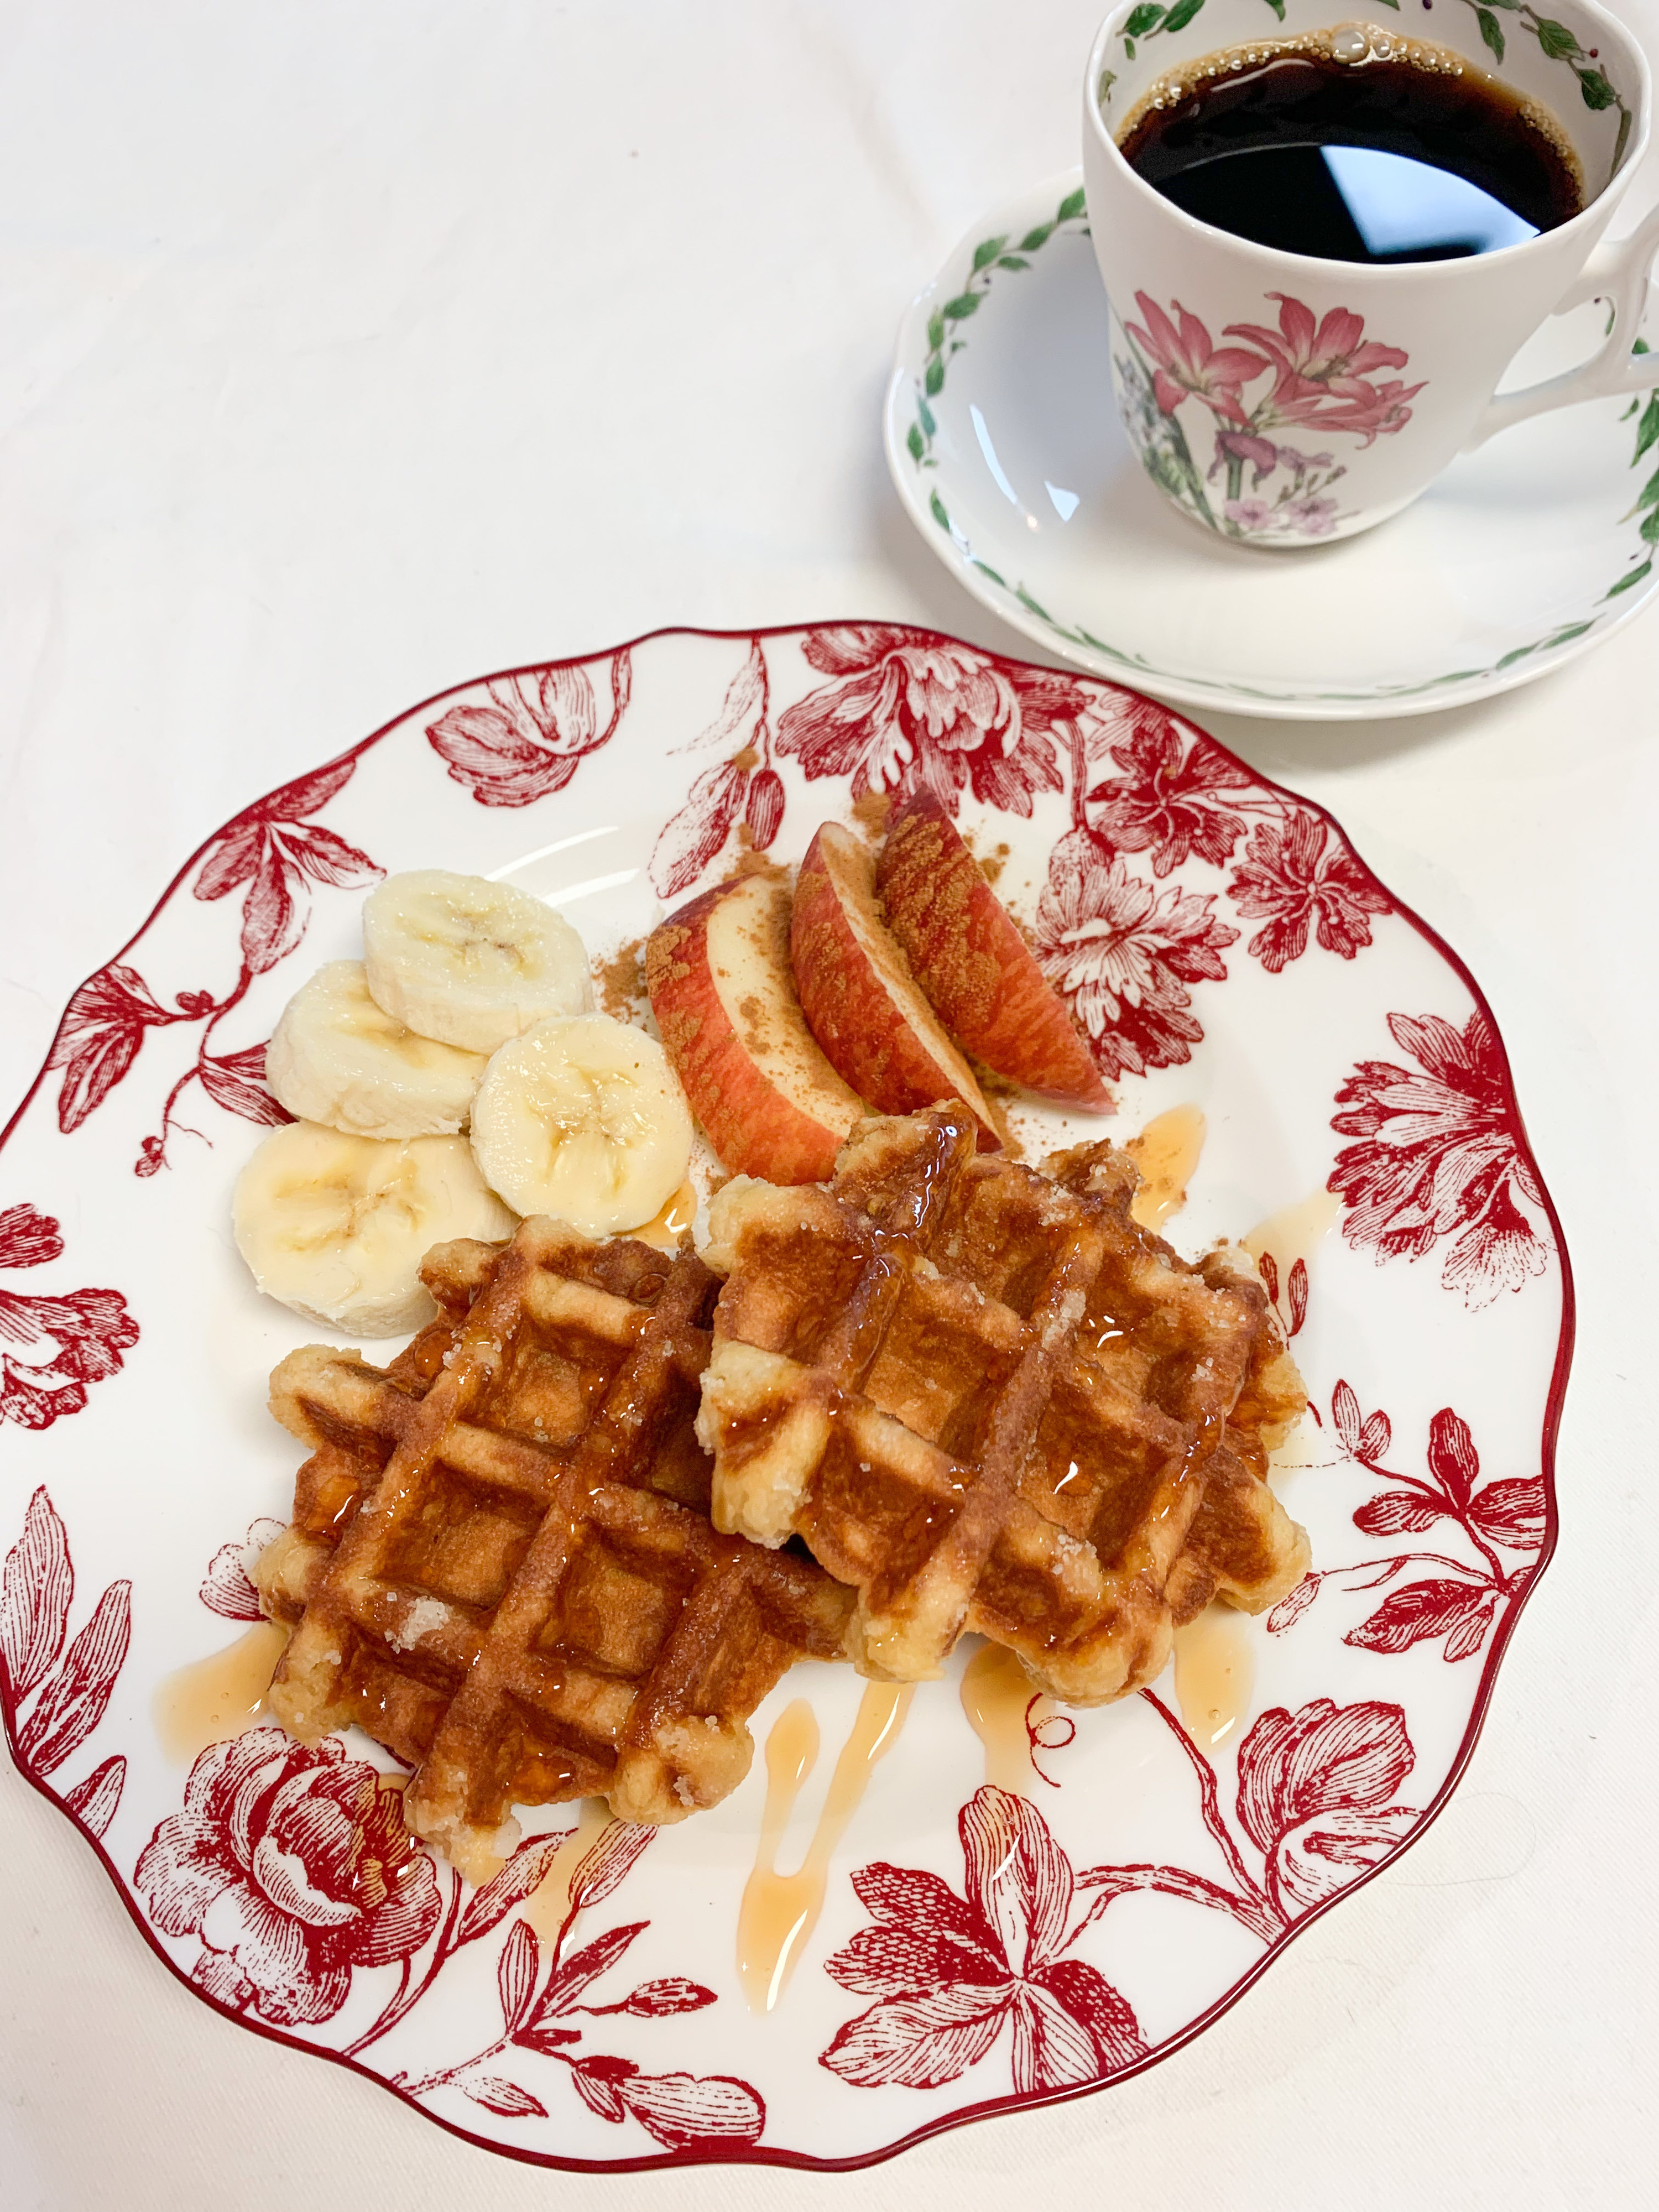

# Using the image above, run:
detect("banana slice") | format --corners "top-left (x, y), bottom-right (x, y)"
top-left (233, 1120), bottom-right (517, 1335)
top-left (265, 961), bottom-right (488, 1138)
top-left (469, 1015), bottom-right (693, 1239)
top-left (362, 870), bottom-right (593, 1054)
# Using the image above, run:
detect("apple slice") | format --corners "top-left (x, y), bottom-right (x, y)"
top-left (646, 873), bottom-right (865, 1183)
top-left (790, 823), bottom-right (999, 1148)
top-left (877, 791), bottom-right (1111, 1110)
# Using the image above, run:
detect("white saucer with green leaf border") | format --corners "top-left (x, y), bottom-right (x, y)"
top-left (884, 169), bottom-right (1659, 719)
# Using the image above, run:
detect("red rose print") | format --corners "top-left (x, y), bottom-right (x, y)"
top-left (821, 1786), bottom-right (1146, 2095)
top-left (1234, 1699), bottom-right (1416, 1916)
top-left (427, 653), bottom-right (632, 807)
top-left (193, 758), bottom-right (380, 975)
top-left (0, 1204), bottom-right (138, 1431)
top-left (775, 624), bottom-right (1085, 815)
top-left (1083, 701), bottom-right (1253, 875)
top-left (136, 1727), bottom-right (441, 2026)
top-left (1329, 1010), bottom-right (1548, 1307)
top-left (1226, 811), bottom-right (1391, 972)
top-left (1033, 828), bottom-right (1238, 1079)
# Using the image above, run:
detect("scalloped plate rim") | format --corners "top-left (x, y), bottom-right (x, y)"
top-left (0, 619), bottom-right (1575, 2172)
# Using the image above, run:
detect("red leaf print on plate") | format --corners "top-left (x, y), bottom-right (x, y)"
top-left (775, 625), bottom-right (1084, 815)
top-left (197, 1042), bottom-right (291, 1129)
top-left (0, 1208), bottom-right (138, 1432)
top-left (3, 1490), bottom-right (132, 1833)
top-left (1330, 1009), bottom-right (1548, 1307)
top-left (1032, 828), bottom-right (1238, 1080)
top-left (45, 964), bottom-right (174, 1133)
top-left (135, 1726), bottom-right (441, 2027)
top-left (607, 2070), bottom-right (765, 2151)
top-left (821, 1786), bottom-right (1147, 2095)
top-left (1083, 700), bottom-right (1253, 873)
top-left (62, 1752), bottom-right (127, 1838)
top-left (1343, 1577), bottom-right (1495, 1661)
top-left (15, 1578), bottom-right (132, 1776)
top-left (193, 755), bottom-right (380, 974)
top-left (1, 1484), bottom-right (72, 1697)
top-left (427, 655), bottom-right (632, 807)
top-left (1235, 1699), bottom-right (1416, 1916)
top-left (1274, 1387), bottom-right (1543, 1660)
top-left (650, 761), bottom-right (750, 900)
top-left (1227, 811), bottom-right (1390, 972)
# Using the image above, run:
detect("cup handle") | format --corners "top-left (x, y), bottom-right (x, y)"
top-left (1463, 202), bottom-right (1659, 451)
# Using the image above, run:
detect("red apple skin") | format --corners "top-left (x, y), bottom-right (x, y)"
top-left (646, 874), bottom-right (865, 1183)
top-left (877, 791), bottom-right (1112, 1111)
top-left (790, 823), bottom-right (999, 1149)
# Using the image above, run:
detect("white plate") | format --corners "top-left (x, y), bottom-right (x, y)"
top-left (885, 169), bottom-right (1659, 718)
top-left (0, 624), bottom-right (1568, 2169)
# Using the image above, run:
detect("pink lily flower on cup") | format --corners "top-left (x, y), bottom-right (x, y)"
top-left (1125, 293), bottom-right (1267, 425)
top-left (1225, 294), bottom-right (1409, 401)
top-left (1302, 378), bottom-right (1425, 445)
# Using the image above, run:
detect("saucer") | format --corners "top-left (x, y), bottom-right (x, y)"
top-left (884, 169), bottom-right (1659, 720)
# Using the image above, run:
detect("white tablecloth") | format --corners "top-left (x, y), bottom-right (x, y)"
top-left (2, 4), bottom-right (1653, 2205)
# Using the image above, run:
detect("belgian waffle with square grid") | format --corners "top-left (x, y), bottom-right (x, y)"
top-left (697, 1107), bottom-right (1307, 1702)
top-left (257, 1220), bottom-right (854, 1871)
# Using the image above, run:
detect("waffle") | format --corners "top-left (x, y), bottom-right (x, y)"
top-left (696, 1107), bottom-right (1307, 1703)
top-left (255, 1219), bottom-right (855, 1874)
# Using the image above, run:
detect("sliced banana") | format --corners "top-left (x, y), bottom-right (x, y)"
top-left (362, 869), bottom-right (594, 1054)
top-left (265, 961), bottom-right (488, 1138)
top-left (469, 1015), bottom-right (693, 1239)
top-left (233, 1120), bottom-right (517, 1336)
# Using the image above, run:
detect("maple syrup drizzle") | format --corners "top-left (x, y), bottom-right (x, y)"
top-left (153, 1621), bottom-right (289, 1764)
top-left (1242, 1186), bottom-right (1340, 1282)
top-left (1172, 1606), bottom-right (1254, 1750)
top-left (632, 1181), bottom-right (697, 1250)
top-left (959, 1642), bottom-right (1053, 1795)
top-left (521, 1797), bottom-right (613, 1940)
top-left (737, 1683), bottom-right (912, 2013)
top-left (1128, 1105), bottom-right (1206, 1229)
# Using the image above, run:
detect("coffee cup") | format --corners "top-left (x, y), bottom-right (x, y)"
top-left (1083, 0), bottom-right (1659, 542)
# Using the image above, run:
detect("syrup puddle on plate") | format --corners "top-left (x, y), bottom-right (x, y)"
top-left (737, 1682), bottom-right (911, 2013)
top-left (521, 1797), bottom-right (614, 1940)
top-left (1172, 1608), bottom-right (1254, 1751)
top-left (632, 1180), bottom-right (697, 1250)
top-left (959, 1641), bottom-right (1058, 1794)
top-left (1243, 1186), bottom-right (1340, 1280)
top-left (153, 1621), bottom-right (289, 1764)
top-left (1128, 1104), bottom-right (1206, 1230)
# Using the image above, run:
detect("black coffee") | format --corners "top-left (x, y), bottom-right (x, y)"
top-left (1118, 42), bottom-right (1583, 263)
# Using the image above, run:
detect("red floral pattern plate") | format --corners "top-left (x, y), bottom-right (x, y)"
top-left (0, 623), bottom-right (1570, 2171)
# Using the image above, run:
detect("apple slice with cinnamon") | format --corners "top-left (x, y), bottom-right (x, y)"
top-left (646, 873), bottom-right (865, 1183)
top-left (877, 791), bottom-right (1110, 1111)
top-left (790, 822), bottom-right (999, 1148)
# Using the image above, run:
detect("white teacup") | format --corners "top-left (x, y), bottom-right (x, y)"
top-left (1083, 0), bottom-right (1659, 542)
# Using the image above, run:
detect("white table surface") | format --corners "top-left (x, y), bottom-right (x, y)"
top-left (2, 3), bottom-right (1653, 2205)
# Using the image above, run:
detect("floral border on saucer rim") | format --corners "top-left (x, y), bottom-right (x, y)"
top-left (0, 622), bottom-right (1572, 2169)
top-left (885, 169), bottom-right (1659, 718)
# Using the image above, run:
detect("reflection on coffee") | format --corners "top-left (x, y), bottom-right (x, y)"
top-left (1117, 32), bottom-right (1583, 263)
